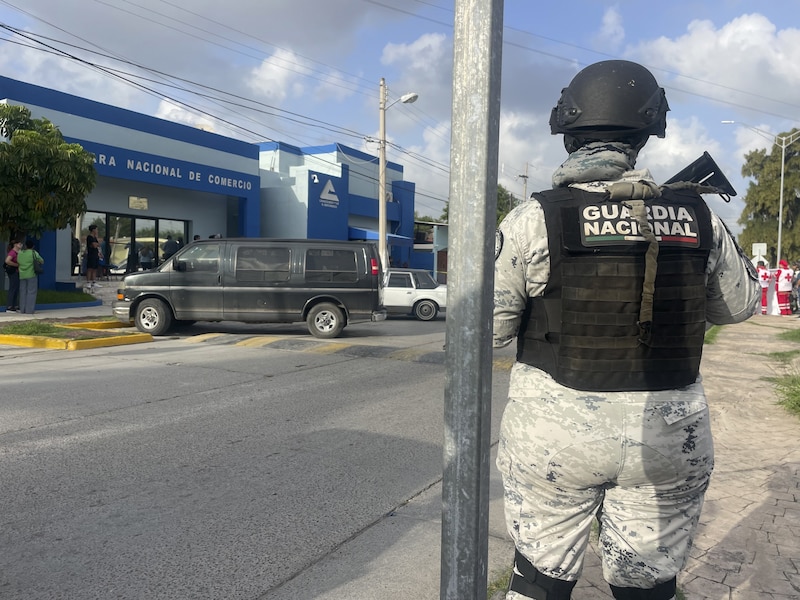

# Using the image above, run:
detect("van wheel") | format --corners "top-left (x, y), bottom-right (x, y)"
top-left (414, 300), bottom-right (438, 321)
top-left (307, 303), bottom-right (345, 339)
top-left (135, 298), bottom-right (174, 335)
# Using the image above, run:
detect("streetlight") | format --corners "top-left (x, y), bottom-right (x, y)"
top-left (379, 77), bottom-right (418, 269)
top-left (722, 120), bottom-right (800, 264)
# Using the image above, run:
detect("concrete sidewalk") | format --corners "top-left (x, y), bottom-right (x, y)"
top-left (1, 279), bottom-right (118, 322)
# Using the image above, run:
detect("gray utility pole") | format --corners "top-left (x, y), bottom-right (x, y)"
top-left (441, 0), bottom-right (504, 599)
top-left (518, 163), bottom-right (529, 204)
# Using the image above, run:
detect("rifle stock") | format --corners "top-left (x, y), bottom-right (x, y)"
top-left (663, 151), bottom-right (737, 202)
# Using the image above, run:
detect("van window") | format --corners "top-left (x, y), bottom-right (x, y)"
top-left (235, 246), bottom-right (291, 282)
top-left (305, 249), bottom-right (358, 283)
top-left (178, 244), bottom-right (220, 272)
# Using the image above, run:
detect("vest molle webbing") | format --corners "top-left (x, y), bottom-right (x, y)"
top-left (517, 186), bottom-right (714, 392)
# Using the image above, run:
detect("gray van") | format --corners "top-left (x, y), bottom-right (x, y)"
top-left (112, 239), bottom-right (386, 338)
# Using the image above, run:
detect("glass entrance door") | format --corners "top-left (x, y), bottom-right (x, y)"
top-left (136, 218), bottom-right (157, 270)
top-left (107, 215), bottom-right (134, 273)
top-left (77, 212), bottom-right (187, 274)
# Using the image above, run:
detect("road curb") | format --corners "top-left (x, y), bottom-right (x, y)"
top-left (0, 332), bottom-right (153, 350)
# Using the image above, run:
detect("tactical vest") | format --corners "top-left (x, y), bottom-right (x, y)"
top-left (517, 186), bottom-right (714, 391)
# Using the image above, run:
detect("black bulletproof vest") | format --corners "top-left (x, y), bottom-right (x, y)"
top-left (517, 186), bottom-right (714, 392)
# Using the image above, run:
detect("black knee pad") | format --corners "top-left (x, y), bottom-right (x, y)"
top-left (508, 549), bottom-right (577, 600)
top-left (610, 577), bottom-right (676, 600)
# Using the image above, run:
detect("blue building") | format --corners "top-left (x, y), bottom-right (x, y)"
top-left (0, 76), bottom-right (433, 292)
top-left (258, 142), bottom-right (415, 266)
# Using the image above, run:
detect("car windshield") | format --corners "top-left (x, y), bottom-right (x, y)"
top-left (412, 271), bottom-right (439, 289)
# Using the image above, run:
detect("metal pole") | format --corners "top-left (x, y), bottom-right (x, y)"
top-left (777, 130), bottom-right (800, 264)
top-left (441, 0), bottom-right (504, 598)
top-left (519, 163), bottom-right (529, 203)
top-left (777, 140), bottom-right (786, 265)
top-left (378, 77), bottom-right (388, 269)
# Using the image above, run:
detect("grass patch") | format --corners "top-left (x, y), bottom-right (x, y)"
top-left (0, 289), bottom-right (95, 305)
top-left (770, 328), bottom-right (800, 417)
top-left (487, 565), bottom-right (512, 598)
top-left (774, 373), bottom-right (800, 417)
top-left (778, 328), bottom-right (800, 343)
top-left (764, 349), bottom-right (800, 364)
top-left (0, 319), bottom-right (131, 340)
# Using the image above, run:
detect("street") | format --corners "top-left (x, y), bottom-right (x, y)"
top-left (0, 319), bottom-right (514, 599)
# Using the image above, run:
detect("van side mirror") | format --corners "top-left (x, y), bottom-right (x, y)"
top-left (173, 258), bottom-right (186, 272)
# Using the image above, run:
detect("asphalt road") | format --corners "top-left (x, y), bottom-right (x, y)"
top-left (0, 320), bottom-right (513, 599)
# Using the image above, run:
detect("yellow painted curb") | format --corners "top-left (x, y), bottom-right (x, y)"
top-left (61, 320), bottom-right (132, 330)
top-left (0, 334), bottom-right (70, 349)
top-left (66, 333), bottom-right (153, 350)
top-left (0, 332), bottom-right (152, 350)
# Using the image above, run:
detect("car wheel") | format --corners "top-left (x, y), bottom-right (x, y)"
top-left (414, 299), bottom-right (438, 321)
top-left (307, 302), bottom-right (345, 339)
top-left (135, 298), bottom-right (174, 335)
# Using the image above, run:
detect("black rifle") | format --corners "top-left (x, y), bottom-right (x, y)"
top-left (663, 151), bottom-right (737, 202)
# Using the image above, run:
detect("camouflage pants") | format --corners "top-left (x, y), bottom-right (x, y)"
top-left (496, 365), bottom-right (714, 591)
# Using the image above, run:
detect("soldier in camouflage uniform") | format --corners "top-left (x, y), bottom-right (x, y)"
top-left (493, 61), bottom-right (759, 600)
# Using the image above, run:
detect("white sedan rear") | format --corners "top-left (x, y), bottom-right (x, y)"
top-left (383, 268), bottom-right (447, 321)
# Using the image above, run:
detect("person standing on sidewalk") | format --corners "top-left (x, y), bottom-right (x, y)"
top-left (17, 239), bottom-right (43, 314)
top-left (85, 224), bottom-right (101, 290)
top-left (4, 239), bottom-right (22, 312)
top-left (493, 60), bottom-right (760, 600)
top-left (757, 260), bottom-right (771, 314)
top-left (775, 259), bottom-right (794, 315)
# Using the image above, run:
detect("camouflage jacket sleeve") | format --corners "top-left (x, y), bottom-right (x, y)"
top-left (705, 211), bottom-right (760, 324)
top-left (493, 199), bottom-right (550, 347)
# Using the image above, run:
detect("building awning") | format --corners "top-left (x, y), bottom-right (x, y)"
top-left (348, 227), bottom-right (414, 247)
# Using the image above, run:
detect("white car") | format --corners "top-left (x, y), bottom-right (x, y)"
top-left (383, 268), bottom-right (447, 321)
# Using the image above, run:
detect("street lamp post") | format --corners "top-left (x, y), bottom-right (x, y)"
top-left (722, 120), bottom-right (800, 264)
top-left (378, 78), bottom-right (418, 269)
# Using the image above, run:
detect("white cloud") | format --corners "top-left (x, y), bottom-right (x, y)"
top-left (247, 48), bottom-right (313, 103)
top-left (0, 32), bottom-right (147, 111)
top-left (312, 70), bottom-right (357, 103)
top-left (381, 33), bottom-right (453, 121)
top-left (593, 6), bottom-right (625, 49)
top-left (497, 110), bottom-right (561, 198)
top-left (639, 116), bottom-right (723, 182)
top-left (633, 14), bottom-right (800, 114)
top-left (641, 117), bottom-right (744, 229)
top-left (154, 99), bottom-right (215, 132)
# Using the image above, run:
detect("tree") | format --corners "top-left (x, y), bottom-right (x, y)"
top-left (0, 104), bottom-right (97, 241)
top-left (438, 183), bottom-right (517, 227)
top-left (737, 128), bottom-right (800, 264)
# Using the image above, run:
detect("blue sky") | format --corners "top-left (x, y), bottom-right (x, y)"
top-left (1, 0), bottom-right (799, 235)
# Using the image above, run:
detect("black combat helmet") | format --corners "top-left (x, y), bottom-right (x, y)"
top-left (550, 60), bottom-right (669, 152)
